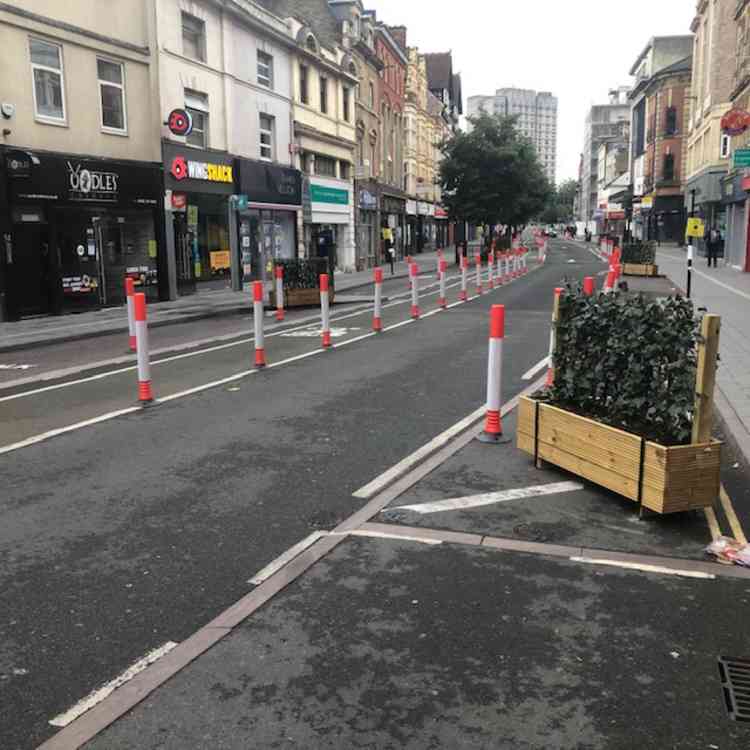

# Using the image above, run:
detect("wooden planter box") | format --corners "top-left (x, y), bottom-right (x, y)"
top-left (270, 288), bottom-right (334, 308)
top-left (622, 263), bottom-right (659, 277)
top-left (517, 396), bottom-right (721, 514)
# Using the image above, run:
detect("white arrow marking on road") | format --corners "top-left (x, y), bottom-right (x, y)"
top-left (522, 355), bottom-right (550, 381)
top-left (49, 641), bottom-right (178, 727)
top-left (391, 481), bottom-right (584, 515)
top-left (281, 326), bottom-right (361, 338)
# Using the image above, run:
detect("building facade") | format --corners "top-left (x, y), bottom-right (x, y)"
top-left (467, 88), bottom-right (558, 184)
top-left (0, 0), bottom-right (164, 321)
top-left (628, 36), bottom-right (693, 243)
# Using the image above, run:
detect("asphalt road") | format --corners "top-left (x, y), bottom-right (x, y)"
top-left (2, 240), bottom-right (590, 749)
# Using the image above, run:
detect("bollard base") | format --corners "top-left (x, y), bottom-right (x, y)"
top-left (477, 431), bottom-right (511, 445)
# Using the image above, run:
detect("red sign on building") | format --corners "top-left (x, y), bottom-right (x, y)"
top-left (721, 109), bottom-right (750, 136)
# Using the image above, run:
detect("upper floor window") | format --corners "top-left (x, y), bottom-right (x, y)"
top-left (369, 82), bottom-right (374, 109)
top-left (662, 153), bottom-right (675, 181)
top-left (259, 114), bottom-right (274, 161)
top-left (315, 155), bottom-right (337, 177)
top-left (665, 106), bottom-right (677, 136)
top-left (343, 86), bottom-right (351, 122)
top-left (257, 51), bottom-right (273, 89)
top-left (30, 38), bottom-right (65, 122)
top-left (320, 76), bottom-right (328, 114)
top-left (182, 12), bottom-right (206, 62)
top-left (185, 89), bottom-right (208, 148)
top-left (299, 64), bottom-right (309, 104)
top-left (97, 58), bottom-right (126, 133)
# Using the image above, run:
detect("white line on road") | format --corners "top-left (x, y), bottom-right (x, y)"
top-left (249, 532), bottom-right (329, 585)
top-left (570, 557), bottom-right (716, 580)
top-left (392, 481), bottom-right (584, 515)
top-left (522, 355), bottom-right (549, 381)
top-left (332, 529), bottom-right (442, 545)
top-left (48, 641), bottom-right (178, 727)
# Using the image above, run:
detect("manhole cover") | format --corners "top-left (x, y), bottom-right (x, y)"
top-left (719, 657), bottom-right (750, 722)
top-left (513, 523), bottom-right (550, 543)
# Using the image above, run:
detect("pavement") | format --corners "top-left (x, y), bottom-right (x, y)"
top-left (5, 239), bottom-right (750, 750)
top-left (0, 248), bottom-right (461, 354)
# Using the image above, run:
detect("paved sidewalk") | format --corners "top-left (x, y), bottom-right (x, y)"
top-left (0, 249), bottom-right (455, 353)
top-left (657, 245), bottom-right (750, 467)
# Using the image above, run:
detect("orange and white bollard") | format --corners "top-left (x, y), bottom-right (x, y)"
top-left (459, 255), bottom-right (468, 301)
top-left (373, 267), bottom-right (383, 332)
top-left (603, 269), bottom-right (616, 294)
top-left (410, 262), bottom-right (421, 319)
top-left (134, 292), bottom-right (153, 403)
top-left (475, 253), bottom-right (483, 295)
top-left (320, 273), bottom-right (332, 347)
top-left (253, 281), bottom-right (266, 368)
top-left (436, 248), bottom-right (443, 277)
top-left (125, 277), bottom-right (136, 352)
top-left (583, 276), bottom-right (595, 296)
top-left (478, 305), bottom-right (509, 444)
top-left (545, 287), bottom-right (564, 387)
top-left (274, 266), bottom-right (285, 322)
top-left (438, 259), bottom-right (447, 308)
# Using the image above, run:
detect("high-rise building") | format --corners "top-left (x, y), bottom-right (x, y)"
top-left (467, 88), bottom-right (558, 183)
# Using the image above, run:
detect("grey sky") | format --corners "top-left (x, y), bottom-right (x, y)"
top-left (367, 0), bottom-right (695, 184)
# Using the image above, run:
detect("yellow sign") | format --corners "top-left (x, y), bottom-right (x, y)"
top-left (148, 239), bottom-right (158, 259)
top-left (185, 160), bottom-right (234, 183)
top-left (210, 250), bottom-right (231, 271)
top-left (686, 218), bottom-right (705, 238)
top-left (642, 195), bottom-right (654, 208)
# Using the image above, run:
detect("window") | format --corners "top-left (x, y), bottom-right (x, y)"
top-left (185, 90), bottom-right (208, 148)
top-left (257, 50), bottom-right (273, 89)
top-left (320, 75), bottom-right (328, 114)
top-left (300, 152), bottom-right (311, 174)
top-left (30, 38), bottom-right (65, 122)
top-left (662, 153), bottom-right (675, 181)
top-left (339, 161), bottom-right (350, 180)
top-left (182, 12), bottom-right (206, 62)
top-left (369, 82), bottom-right (374, 108)
top-left (299, 64), bottom-right (309, 104)
top-left (343, 86), bottom-right (351, 122)
top-left (97, 58), bottom-right (126, 132)
top-left (665, 106), bottom-right (677, 136)
top-left (315, 155), bottom-right (337, 177)
top-left (720, 133), bottom-right (731, 159)
top-left (259, 114), bottom-right (274, 161)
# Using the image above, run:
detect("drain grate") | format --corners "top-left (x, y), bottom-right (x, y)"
top-left (719, 657), bottom-right (750, 722)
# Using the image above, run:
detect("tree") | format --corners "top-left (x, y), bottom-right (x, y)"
top-left (538, 178), bottom-right (579, 226)
top-left (439, 112), bottom-right (552, 235)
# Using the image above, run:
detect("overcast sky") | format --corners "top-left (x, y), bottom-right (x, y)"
top-left (367, 0), bottom-right (695, 185)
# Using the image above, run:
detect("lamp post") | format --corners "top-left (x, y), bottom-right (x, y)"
top-left (687, 188), bottom-right (697, 299)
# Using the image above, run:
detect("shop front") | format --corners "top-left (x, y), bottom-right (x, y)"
top-left (1, 147), bottom-right (164, 320)
top-left (434, 205), bottom-right (449, 248)
top-left (306, 177), bottom-right (353, 272)
top-left (405, 199), bottom-right (418, 255)
top-left (685, 167), bottom-right (727, 257)
top-left (721, 173), bottom-right (748, 270)
top-left (162, 142), bottom-right (235, 296)
top-left (234, 158), bottom-right (302, 289)
top-left (417, 201), bottom-right (435, 252)
top-left (381, 192), bottom-right (406, 260)
top-left (356, 184), bottom-right (379, 269)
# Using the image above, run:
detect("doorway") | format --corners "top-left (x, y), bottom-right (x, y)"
top-left (9, 220), bottom-right (55, 317)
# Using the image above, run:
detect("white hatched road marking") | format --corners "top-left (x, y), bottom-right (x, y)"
top-left (281, 326), bottom-right (361, 338)
top-left (570, 557), bottom-right (716, 580)
top-left (332, 529), bottom-right (442, 545)
top-left (249, 532), bottom-right (329, 585)
top-left (392, 481), bottom-right (584, 515)
top-left (522, 355), bottom-right (549, 381)
top-left (48, 641), bottom-right (178, 727)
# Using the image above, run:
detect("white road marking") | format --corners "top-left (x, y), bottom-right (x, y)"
top-left (570, 557), bottom-right (715, 580)
top-left (332, 529), bottom-right (442, 545)
top-left (0, 363), bottom-right (37, 370)
top-left (281, 326), bottom-right (361, 338)
top-left (248, 532), bottom-right (329, 585)
top-left (522, 355), bottom-right (549, 381)
top-left (48, 642), bottom-right (178, 727)
top-left (392, 481), bottom-right (584, 515)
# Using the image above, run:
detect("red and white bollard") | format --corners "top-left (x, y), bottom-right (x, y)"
top-left (406, 255), bottom-right (413, 290)
top-left (603, 269), bottom-right (616, 294)
top-left (438, 259), bottom-right (447, 308)
top-left (545, 287), bottom-right (563, 387)
top-left (253, 280), bottom-right (266, 368)
top-left (478, 304), bottom-right (509, 444)
top-left (496, 251), bottom-right (503, 285)
top-left (460, 255), bottom-right (468, 301)
top-left (488, 250), bottom-right (495, 289)
top-left (436, 248), bottom-right (443, 277)
top-left (583, 276), bottom-right (595, 296)
top-left (410, 262), bottom-right (421, 319)
top-left (320, 273), bottom-right (332, 347)
top-left (134, 292), bottom-right (153, 403)
top-left (274, 265), bottom-right (285, 322)
top-left (475, 253), bottom-right (483, 295)
top-left (373, 267), bottom-right (383, 332)
top-left (125, 277), bottom-right (136, 352)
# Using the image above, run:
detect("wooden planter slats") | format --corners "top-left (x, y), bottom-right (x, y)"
top-left (270, 288), bottom-right (333, 308)
top-left (622, 263), bottom-right (659, 277)
top-left (517, 396), bottom-right (722, 514)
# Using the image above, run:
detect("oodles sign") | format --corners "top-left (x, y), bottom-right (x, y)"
top-left (67, 161), bottom-right (119, 202)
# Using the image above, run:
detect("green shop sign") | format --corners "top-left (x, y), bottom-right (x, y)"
top-left (734, 149), bottom-right (750, 168)
top-left (310, 184), bottom-right (349, 205)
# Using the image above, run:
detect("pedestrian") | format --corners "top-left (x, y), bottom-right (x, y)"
top-left (387, 241), bottom-right (396, 275)
top-left (706, 226), bottom-right (721, 269)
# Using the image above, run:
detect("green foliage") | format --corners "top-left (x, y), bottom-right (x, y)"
top-left (547, 288), bottom-right (699, 446)
top-left (439, 112), bottom-right (552, 228)
top-left (621, 242), bottom-right (656, 265)
top-left (540, 179), bottom-right (578, 224)
top-left (277, 259), bottom-right (331, 291)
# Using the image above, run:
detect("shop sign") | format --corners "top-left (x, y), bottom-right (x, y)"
top-left (170, 156), bottom-right (233, 184)
top-left (167, 108), bottom-right (193, 137)
top-left (742, 176), bottom-right (750, 192)
top-left (171, 192), bottom-right (187, 210)
top-left (734, 149), bottom-right (750, 169)
top-left (5, 151), bottom-right (33, 178)
top-left (310, 184), bottom-right (349, 205)
top-left (721, 109), bottom-right (750, 136)
top-left (230, 194), bottom-right (249, 210)
top-left (358, 189), bottom-right (378, 210)
top-left (67, 161), bottom-right (118, 202)
top-left (406, 200), bottom-right (417, 216)
top-left (607, 210), bottom-right (625, 220)
top-left (434, 206), bottom-right (449, 218)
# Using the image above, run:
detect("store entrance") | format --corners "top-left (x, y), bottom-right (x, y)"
top-left (9, 220), bottom-right (55, 318)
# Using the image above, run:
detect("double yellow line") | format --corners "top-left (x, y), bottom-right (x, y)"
top-left (704, 485), bottom-right (748, 544)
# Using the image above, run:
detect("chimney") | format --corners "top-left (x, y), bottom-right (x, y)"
top-left (388, 25), bottom-right (407, 52)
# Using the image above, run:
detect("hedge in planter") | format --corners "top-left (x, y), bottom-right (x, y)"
top-left (621, 242), bottom-right (656, 265)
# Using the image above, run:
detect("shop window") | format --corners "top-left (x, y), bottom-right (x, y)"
top-left (182, 12), bottom-right (206, 62)
top-left (97, 58), bottom-right (126, 133)
top-left (320, 75), bottom-right (328, 114)
top-left (299, 64), bottom-right (309, 104)
top-left (343, 86), bottom-right (351, 122)
top-left (315, 155), bottom-right (337, 177)
top-left (185, 90), bottom-right (209, 148)
top-left (257, 50), bottom-right (273, 89)
top-left (340, 161), bottom-right (350, 180)
top-left (30, 37), bottom-right (65, 122)
top-left (259, 114), bottom-right (274, 161)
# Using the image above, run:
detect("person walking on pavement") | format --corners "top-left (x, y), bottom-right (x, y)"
top-left (387, 240), bottom-right (395, 275)
top-left (706, 226), bottom-right (721, 269)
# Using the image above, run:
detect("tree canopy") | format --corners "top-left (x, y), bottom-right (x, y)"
top-left (439, 112), bottom-right (552, 229)
top-left (539, 179), bottom-right (578, 225)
